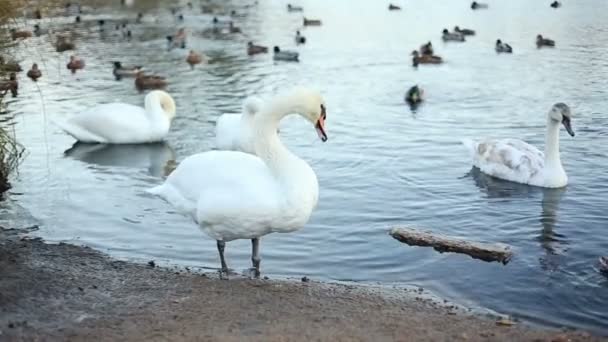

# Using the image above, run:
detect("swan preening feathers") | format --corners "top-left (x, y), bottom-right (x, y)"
top-left (56, 90), bottom-right (176, 144)
top-left (463, 103), bottom-right (574, 188)
top-left (148, 87), bottom-right (328, 277)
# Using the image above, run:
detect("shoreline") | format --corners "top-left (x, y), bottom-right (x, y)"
top-left (0, 225), bottom-right (602, 341)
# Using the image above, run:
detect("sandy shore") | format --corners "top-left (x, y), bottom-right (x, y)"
top-left (0, 226), bottom-right (603, 342)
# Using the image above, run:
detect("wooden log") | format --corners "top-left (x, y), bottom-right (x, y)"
top-left (390, 227), bottom-right (513, 264)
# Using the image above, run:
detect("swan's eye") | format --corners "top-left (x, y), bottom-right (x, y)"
top-left (320, 104), bottom-right (326, 120)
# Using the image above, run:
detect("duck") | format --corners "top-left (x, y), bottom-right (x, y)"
top-left (56, 90), bottom-right (176, 144)
top-left (135, 72), bottom-right (168, 91)
top-left (0, 73), bottom-right (18, 97)
top-left (97, 19), bottom-right (106, 32)
top-left (442, 29), bottom-right (465, 42)
top-left (536, 34), bottom-right (555, 47)
top-left (0, 56), bottom-right (22, 72)
top-left (404, 85), bottom-right (424, 105)
top-left (273, 46), bottom-right (299, 62)
top-left (113, 61), bottom-right (144, 80)
top-left (215, 96), bottom-right (263, 154)
top-left (287, 4), bottom-right (303, 12)
top-left (550, 1), bottom-right (561, 8)
top-left (295, 30), bottom-right (306, 44)
top-left (66, 55), bottom-right (85, 73)
top-left (462, 103), bottom-right (575, 188)
top-left (420, 41), bottom-right (434, 56)
top-left (10, 28), bottom-right (32, 40)
top-left (186, 50), bottom-right (206, 68)
top-left (471, 1), bottom-right (488, 9)
top-left (454, 26), bottom-right (475, 36)
top-left (388, 3), bottom-right (401, 10)
top-left (55, 36), bottom-right (75, 52)
top-left (495, 39), bottom-right (513, 53)
top-left (411, 50), bottom-right (443, 67)
top-left (174, 28), bottom-right (187, 48)
top-left (146, 87), bottom-right (327, 278)
top-left (247, 41), bottom-right (268, 55)
top-left (228, 22), bottom-right (242, 34)
top-left (303, 17), bottom-right (322, 26)
top-left (33, 24), bottom-right (49, 36)
top-left (27, 63), bottom-right (42, 81)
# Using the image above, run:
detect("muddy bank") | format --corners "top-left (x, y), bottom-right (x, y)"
top-left (0, 228), bottom-right (602, 342)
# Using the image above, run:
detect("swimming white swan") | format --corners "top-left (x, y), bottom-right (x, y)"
top-left (462, 103), bottom-right (574, 188)
top-left (215, 96), bottom-right (263, 154)
top-left (147, 87), bottom-right (328, 277)
top-left (56, 90), bottom-right (176, 144)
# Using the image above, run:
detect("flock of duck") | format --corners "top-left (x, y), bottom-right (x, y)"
top-left (1, 0), bottom-right (585, 277)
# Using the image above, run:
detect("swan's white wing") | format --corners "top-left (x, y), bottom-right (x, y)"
top-left (147, 150), bottom-right (280, 241)
top-left (57, 103), bottom-right (155, 143)
top-left (242, 96), bottom-right (263, 116)
top-left (464, 138), bottom-right (544, 185)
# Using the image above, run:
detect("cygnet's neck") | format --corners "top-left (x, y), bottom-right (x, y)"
top-left (544, 118), bottom-right (563, 168)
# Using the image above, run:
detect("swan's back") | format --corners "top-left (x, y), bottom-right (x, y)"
top-left (463, 138), bottom-right (544, 185)
top-left (58, 103), bottom-right (167, 144)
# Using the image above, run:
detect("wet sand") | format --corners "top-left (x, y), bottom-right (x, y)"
top-left (0, 228), bottom-right (603, 341)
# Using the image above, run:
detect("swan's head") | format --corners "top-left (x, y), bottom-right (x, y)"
top-left (496, 39), bottom-right (502, 45)
top-left (146, 90), bottom-right (177, 121)
top-left (285, 87), bottom-right (327, 142)
top-left (548, 103), bottom-right (574, 137)
top-left (442, 29), bottom-right (449, 34)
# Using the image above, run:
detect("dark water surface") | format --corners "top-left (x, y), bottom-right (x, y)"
top-left (3, 0), bottom-right (608, 334)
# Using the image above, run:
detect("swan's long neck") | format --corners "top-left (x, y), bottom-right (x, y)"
top-left (544, 119), bottom-right (562, 169)
top-left (253, 95), bottom-right (318, 212)
top-left (253, 97), bottom-right (299, 176)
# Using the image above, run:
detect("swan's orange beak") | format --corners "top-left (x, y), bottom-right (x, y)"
top-left (315, 105), bottom-right (327, 142)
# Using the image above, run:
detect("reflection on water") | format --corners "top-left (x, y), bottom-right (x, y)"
top-left (64, 142), bottom-right (176, 177)
top-left (466, 166), bottom-right (539, 199)
top-left (538, 187), bottom-right (567, 271)
top-left (4, 0), bottom-right (608, 334)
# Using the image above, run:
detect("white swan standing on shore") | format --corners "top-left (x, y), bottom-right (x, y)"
top-left (215, 96), bottom-right (263, 154)
top-left (148, 87), bottom-right (328, 277)
top-left (56, 90), bottom-right (176, 144)
top-left (462, 103), bottom-right (575, 188)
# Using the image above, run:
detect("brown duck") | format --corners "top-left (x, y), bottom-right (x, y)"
top-left (135, 72), bottom-right (167, 91)
top-left (10, 28), bottom-right (32, 41)
top-left (0, 56), bottom-right (22, 72)
top-left (247, 41), bottom-right (268, 55)
top-left (186, 50), bottom-right (206, 68)
top-left (66, 56), bottom-right (85, 73)
top-left (0, 73), bottom-right (18, 97)
top-left (56, 36), bottom-right (76, 52)
top-left (303, 17), bottom-right (322, 26)
top-left (27, 63), bottom-right (42, 81)
top-left (411, 50), bottom-right (443, 67)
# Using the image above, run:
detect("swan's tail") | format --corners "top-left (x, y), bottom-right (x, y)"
top-left (461, 138), bottom-right (478, 160)
top-left (146, 183), bottom-right (197, 217)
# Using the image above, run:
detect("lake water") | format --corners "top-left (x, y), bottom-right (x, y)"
top-left (2, 0), bottom-right (608, 334)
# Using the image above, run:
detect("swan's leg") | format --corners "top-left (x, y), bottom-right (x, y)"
top-left (216, 240), bottom-right (229, 278)
top-left (251, 238), bottom-right (261, 277)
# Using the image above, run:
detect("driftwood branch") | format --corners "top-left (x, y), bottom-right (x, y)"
top-left (390, 227), bottom-right (513, 264)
